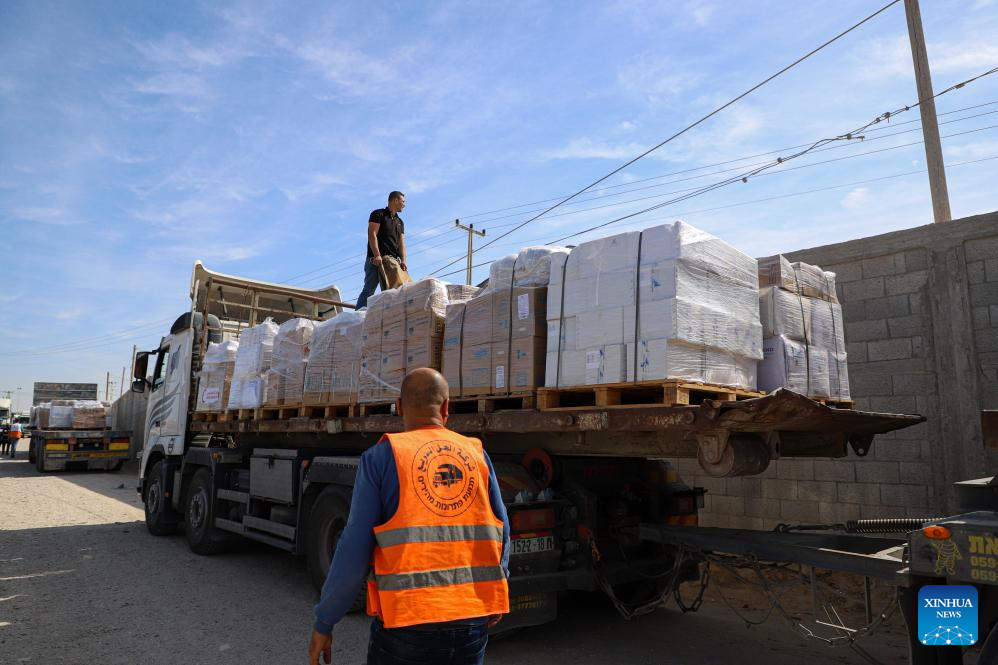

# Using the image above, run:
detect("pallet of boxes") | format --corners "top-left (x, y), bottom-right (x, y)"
top-left (756, 255), bottom-right (852, 406)
top-left (226, 318), bottom-right (279, 419)
top-left (195, 340), bottom-right (239, 419)
top-left (263, 318), bottom-right (314, 416)
top-left (302, 310), bottom-right (366, 417)
top-left (539, 221), bottom-right (765, 408)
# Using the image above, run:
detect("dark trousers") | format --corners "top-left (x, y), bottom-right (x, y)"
top-left (367, 619), bottom-right (488, 665)
top-left (356, 258), bottom-right (383, 310)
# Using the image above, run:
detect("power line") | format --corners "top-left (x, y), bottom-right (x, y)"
top-left (429, 0), bottom-right (905, 276)
top-left (0, 318), bottom-right (173, 356)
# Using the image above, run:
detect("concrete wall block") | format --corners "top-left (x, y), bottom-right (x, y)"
top-left (672, 457), bottom-right (701, 477)
top-left (973, 306), bottom-right (991, 330)
top-left (985, 258), bottom-right (998, 283)
top-left (797, 480), bottom-right (837, 503)
top-left (738, 478), bottom-right (763, 498)
top-left (855, 460), bottom-right (900, 484)
top-left (780, 499), bottom-right (820, 522)
top-left (818, 501), bottom-right (861, 524)
top-left (813, 460), bottom-right (856, 482)
top-left (861, 504), bottom-right (907, 519)
top-left (970, 282), bottom-right (998, 308)
top-left (867, 338), bottom-right (912, 361)
top-left (713, 495), bottom-right (745, 516)
top-left (696, 476), bottom-right (727, 495)
top-left (869, 395), bottom-right (918, 414)
top-left (745, 497), bottom-right (781, 518)
top-left (862, 254), bottom-right (901, 278)
top-left (730, 516), bottom-right (777, 530)
top-left (974, 328), bottom-right (998, 354)
top-left (885, 271), bottom-right (928, 296)
top-left (904, 250), bottom-right (927, 272)
top-left (880, 484), bottom-right (928, 509)
top-left (846, 341), bottom-right (868, 363)
top-left (841, 299), bottom-right (866, 321)
top-left (837, 481), bottom-right (881, 504)
top-left (846, 319), bottom-right (888, 342)
top-left (899, 461), bottom-right (933, 485)
top-left (865, 295), bottom-right (910, 320)
top-left (990, 305), bottom-right (998, 326)
top-left (909, 292), bottom-right (925, 315)
top-left (776, 459), bottom-right (814, 480)
top-left (849, 371), bottom-right (893, 396)
top-left (968, 260), bottom-right (986, 285)
top-left (872, 438), bottom-right (924, 461)
top-left (965, 235), bottom-right (998, 262)
top-left (887, 314), bottom-right (924, 338)
top-left (891, 373), bottom-right (933, 396)
top-left (842, 277), bottom-right (885, 302)
top-left (761, 479), bottom-right (799, 501)
top-left (825, 261), bottom-right (863, 283)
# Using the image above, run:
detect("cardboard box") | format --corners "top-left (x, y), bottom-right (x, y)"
top-left (442, 303), bottom-right (466, 395)
top-left (463, 292), bottom-right (493, 347)
top-left (381, 320), bottom-right (404, 345)
top-left (442, 344), bottom-right (461, 396)
top-left (492, 291), bottom-right (511, 343)
top-left (406, 311), bottom-right (445, 339)
top-left (404, 278), bottom-right (448, 317)
top-left (381, 341), bottom-right (405, 374)
top-left (510, 336), bottom-right (546, 391)
top-left (511, 287), bottom-right (547, 339)
top-left (461, 343), bottom-right (492, 396)
top-left (492, 341), bottom-right (509, 394)
top-left (406, 337), bottom-right (443, 371)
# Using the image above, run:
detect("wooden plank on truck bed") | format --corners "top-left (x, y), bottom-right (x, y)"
top-left (536, 380), bottom-right (764, 410)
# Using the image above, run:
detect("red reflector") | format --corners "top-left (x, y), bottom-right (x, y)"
top-left (511, 508), bottom-right (555, 532)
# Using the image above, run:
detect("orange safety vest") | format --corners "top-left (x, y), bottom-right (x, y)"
top-left (367, 426), bottom-right (509, 628)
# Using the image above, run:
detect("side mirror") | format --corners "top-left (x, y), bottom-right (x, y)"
top-left (131, 378), bottom-right (146, 394)
top-left (133, 352), bottom-right (150, 382)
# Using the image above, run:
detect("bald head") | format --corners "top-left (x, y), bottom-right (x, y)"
top-left (398, 368), bottom-right (450, 428)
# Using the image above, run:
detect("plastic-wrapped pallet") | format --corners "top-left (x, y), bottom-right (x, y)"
top-left (330, 311), bottom-right (366, 404)
top-left (359, 289), bottom-right (397, 403)
top-left (546, 222), bottom-right (761, 389)
top-left (441, 286), bottom-right (481, 396)
top-left (402, 278), bottom-right (448, 378)
top-left (71, 400), bottom-right (108, 429)
top-left (756, 255), bottom-right (850, 401)
top-left (197, 340), bottom-right (238, 412)
top-left (50, 400), bottom-right (74, 428)
top-left (265, 318), bottom-right (314, 406)
top-left (33, 403), bottom-right (50, 428)
top-left (227, 318), bottom-right (279, 409)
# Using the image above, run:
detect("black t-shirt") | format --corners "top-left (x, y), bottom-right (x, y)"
top-left (367, 208), bottom-right (404, 259)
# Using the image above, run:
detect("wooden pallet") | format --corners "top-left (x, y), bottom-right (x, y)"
top-left (816, 398), bottom-right (855, 410)
top-left (451, 393), bottom-right (537, 414)
top-left (535, 380), bottom-right (764, 410)
top-left (254, 405), bottom-right (303, 421)
top-left (356, 402), bottom-right (395, 417)
top-left (298, 403), bottom-right (358, 419)
top-left (191, 411), bottom-right (224, 423)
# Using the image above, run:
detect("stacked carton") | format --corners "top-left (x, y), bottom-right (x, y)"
top-left (196, 340), bottom-right (238, 412)
top-left (756, 255), bottom-right (850, 401)
top-left (304, 310), bottom-right (366, 405)
top-left (265, 318), bottom-right (314, 406)
top-left (71, 400), bottom-right (109, 429)
top-left (359, 279), bottom-right (449, 403)
top-left (227, 318), bottom-right (279, 409)
top-left (546, 222), bottom-right (762, 389)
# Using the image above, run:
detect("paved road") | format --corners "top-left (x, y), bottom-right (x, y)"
top-left (0, 446), bottom-right (922, 664)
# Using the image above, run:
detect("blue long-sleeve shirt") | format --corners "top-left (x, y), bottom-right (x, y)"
top-left (313, 433), bottom-right (510, 634)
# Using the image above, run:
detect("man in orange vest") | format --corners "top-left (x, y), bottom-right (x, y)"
top-left (308, 368), bottom-right (510, 664)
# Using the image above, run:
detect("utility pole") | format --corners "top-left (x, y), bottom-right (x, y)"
top-left (904, 0), bottom-right (952, 223)
top-left (454, 219), bottom-right (486, 286)
top-left (120, 366), bottom-right (126, 399)
top-left (131, 345), bottom-right (138, 379)
top-left (105, 371), bottom-right (111, 401)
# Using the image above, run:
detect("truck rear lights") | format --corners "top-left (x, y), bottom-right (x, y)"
top-left (511, 508), bottom-right (556, 532)
top-left (923, 525), bottom-right (951, 540)
top-left (109, 442), bottom-right (129, 451)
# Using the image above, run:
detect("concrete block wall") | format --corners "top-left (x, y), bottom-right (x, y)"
top-left (677, 211), bottom-right (998, 529)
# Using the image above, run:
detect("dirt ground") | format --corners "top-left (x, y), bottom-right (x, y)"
top-left (0, 441), bottom-right (978, 664)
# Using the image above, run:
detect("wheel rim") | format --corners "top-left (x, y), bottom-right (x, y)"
top-left (189, 487), bottom-right (208, 533)
top-left (147, 480), bottom-right (162, 517)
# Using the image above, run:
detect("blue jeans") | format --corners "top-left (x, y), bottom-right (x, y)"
top-left (367, 619), bottom-right (488, 665)
top-left (356, 258), bottom-right (383, 309)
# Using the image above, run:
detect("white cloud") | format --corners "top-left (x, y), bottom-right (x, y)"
top-left (134, 34), bottom-right (248, 69)
top-left (54, 307), bottom-right (82, 321)
top-left (616, 53), bottom-right (702, 106)
top-left (132, 72), bottom-right (211, 98)
top-left (841, 187), bottom-right (870, 210)
top-left (7, 207), bottom-right (85, 226)
top-left (685, 0), bottom-right (715, 27)
top-left (944, 139), bottom-right (998, 160)
top-left (540, 137), bottom-right (650, 161)
top-left (279, 172), bottom-right (348, 202)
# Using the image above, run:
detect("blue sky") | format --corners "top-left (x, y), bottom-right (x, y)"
top-left (1, 0), bottom-right (997, 410)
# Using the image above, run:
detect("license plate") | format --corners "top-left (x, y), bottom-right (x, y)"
top-left (511, 536), bottom-right (555, 555)
top-left (71, 451), bottom-right (123, 459)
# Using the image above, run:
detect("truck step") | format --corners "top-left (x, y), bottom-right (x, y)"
top-left (215, 518), bottom-right (296, 552)
top-left (535, 380), bottom-right (765, 410)
top-left (217, 489), bottom-right (250, 505)
top-left (243, 515), bottom-right (296, 541)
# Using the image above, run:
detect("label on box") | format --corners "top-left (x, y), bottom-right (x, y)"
top-left (495, 365), bottom-right (505, 389)
top-left (586, 350), bottom-right (600, 369)
top-left (202, 387), bottom-right (220, 405)
top-left (517, 293), bottom-right (529, 320)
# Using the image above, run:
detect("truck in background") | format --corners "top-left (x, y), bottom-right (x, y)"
top-left (130, 262), bottom-right (919, 632)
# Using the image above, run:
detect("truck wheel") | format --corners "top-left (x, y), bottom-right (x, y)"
top-left (35, 446), bottom-right (48, 473)
top-left (185, 468), bottom-right (225, 555)
top-left (145, 461), bottom-right (177, 536)
top-left (306, 487), bottom-right (365, 612)
top-left (28, 440), bottom-right (36, 464)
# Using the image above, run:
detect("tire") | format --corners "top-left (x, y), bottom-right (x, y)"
top-left (184, 468), bottom-right (225, 555)
top-left (28, 439), bottom-right (36, 464)
top-left (305, 487), bottom-right (365, 612)
top-left (144, 461), bottom-right (177, 536)
top-left (35, 445), bottom-right (48, 473)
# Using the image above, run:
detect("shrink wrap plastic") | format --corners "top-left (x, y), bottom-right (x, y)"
top-left (442, 303), bottom-right (466, 394)
top-left (227, 318), bottom-right (279, 409)
top-left (756, 257), bottom-right (850, 401)
top-left (266, 318), bottom-right (314, 405)
top-left (359, 279), bottom-right (450, 403)
top-left (49, 401), bottom-right (74, 428)
top-left (489, 247), bottom-right (570, 291)
top-left (304, 310), bottom-right (366, 404)
top-left (546, 221), bottom-right (761, 389)
top-left (32, 404), bottom-right (51, 428)
top-left (38, 400), bottom-right (109, 429)
top-left (71, 400), bottom-right (109, 429)
top-left (196, 340), bottom-right (238, 412)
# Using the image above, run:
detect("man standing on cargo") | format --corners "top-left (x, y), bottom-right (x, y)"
top-left (356, 191), bottom-right (407, 309)
top-left (308, 368), bottom-right (510, 665)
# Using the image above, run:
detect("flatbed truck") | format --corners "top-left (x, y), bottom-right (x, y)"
top-left (133, 262), bottom-right (924, 633)
top-left (28, 428), bottom-right (131, 472)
